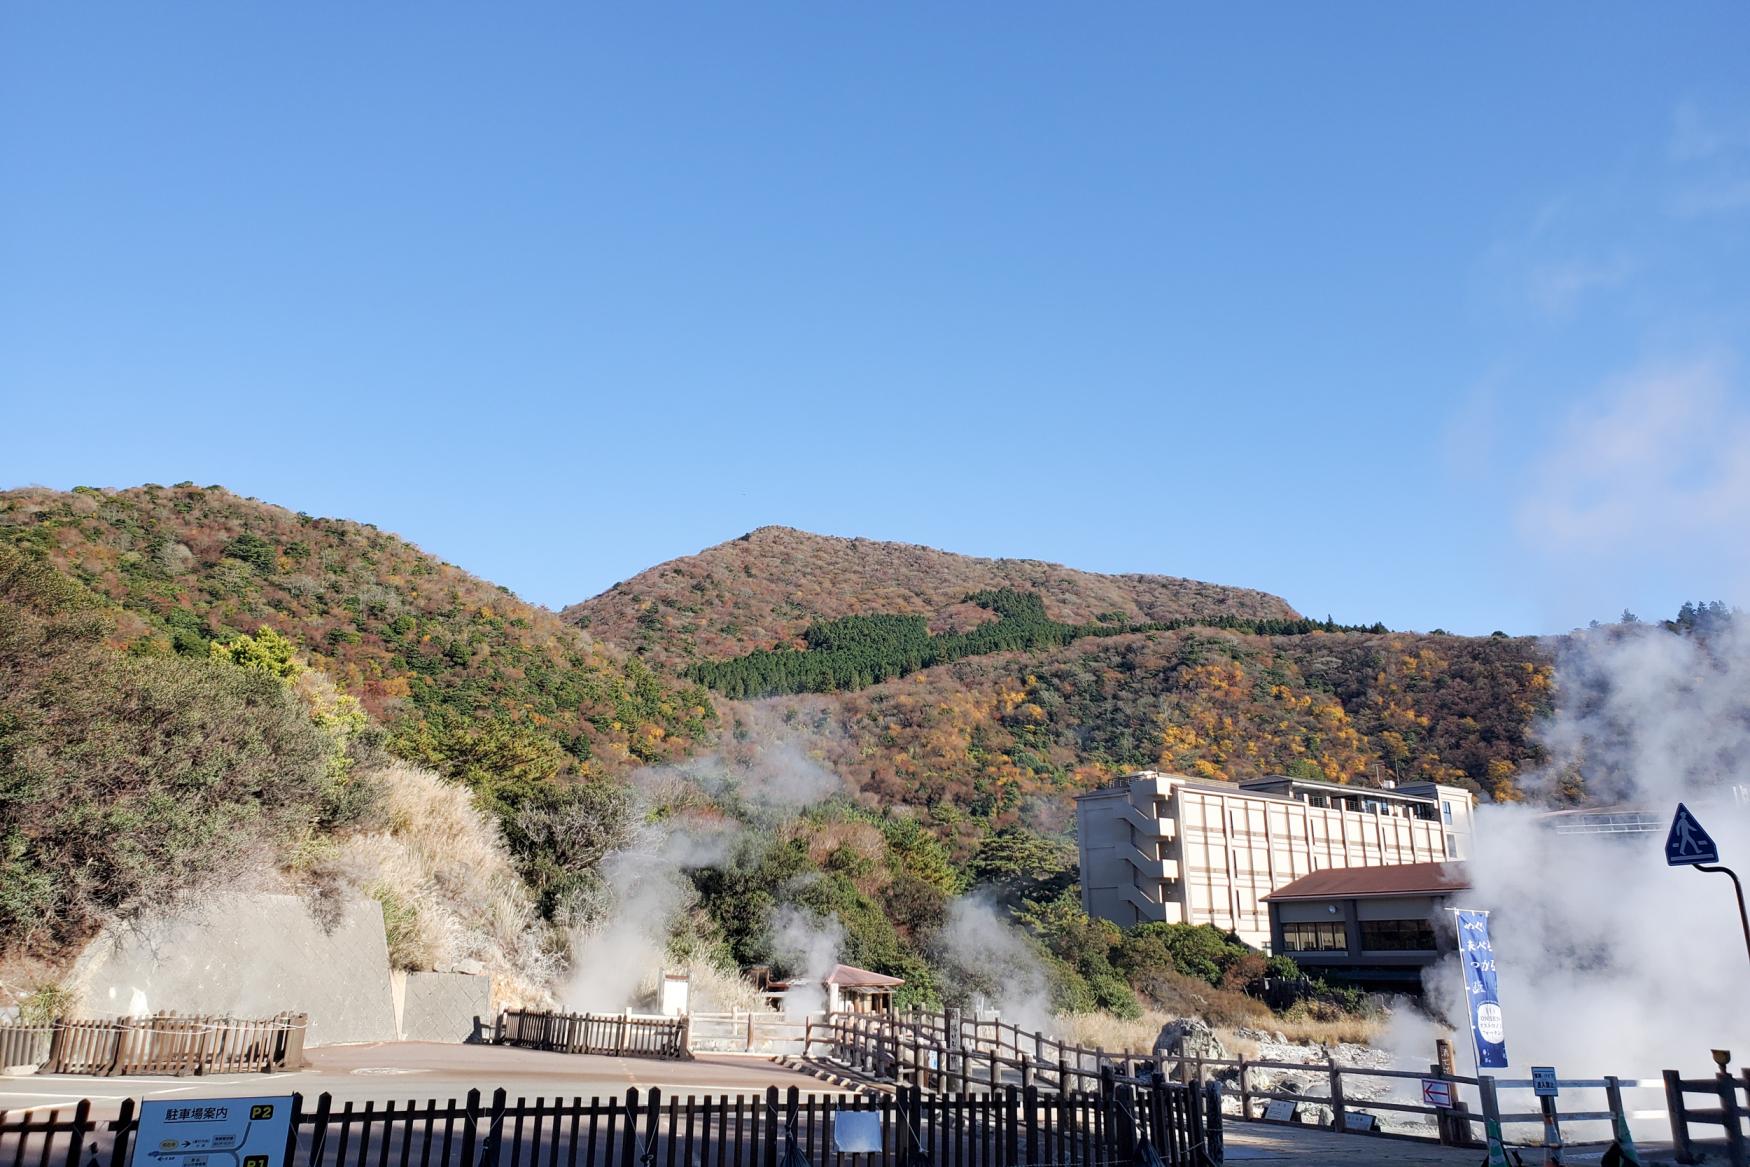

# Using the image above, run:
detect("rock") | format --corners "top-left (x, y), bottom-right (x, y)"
top-left (1154, 1017), bottom-right (1228, 1062)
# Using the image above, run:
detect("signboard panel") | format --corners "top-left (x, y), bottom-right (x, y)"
top-left (1421, 1079), bottom-right (1454, 1108)
top-left (1347, 1114), bottom-right (1377, 1132)
top-left (832, 1111), bottom-right (883, 1154)
top-left (1262, 1100), bottom-right (1296, 1122)
top-left (1531, 1067), bottom-right (1559, 1098)
top-left (131, 1096), bottom-right (294, 1167)
top-left (1454, 909), bottom-right (1509, 1069)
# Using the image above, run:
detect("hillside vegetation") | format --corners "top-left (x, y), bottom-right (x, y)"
top-left (687, 587), bottom-right (1391, 699)
top-left (2, 488), bottom-right (1562, 1030)
top-left (0, 486), bottom-right (716, 784)
top-left (564, 526), bottom-right (1299, 668)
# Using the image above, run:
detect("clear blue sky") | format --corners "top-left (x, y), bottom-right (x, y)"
top-left (6, 4), bottom-right (1750, 635)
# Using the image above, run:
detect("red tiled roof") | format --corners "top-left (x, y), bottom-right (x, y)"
top-left (1263, 861), bottom-right (1470, 902)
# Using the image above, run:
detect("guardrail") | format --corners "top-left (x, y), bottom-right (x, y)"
top-left (0, 1013), bottom-right (306, 1077)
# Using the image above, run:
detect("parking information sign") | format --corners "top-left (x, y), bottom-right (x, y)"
top-left (131, 1096), bottom-right (294, 1167)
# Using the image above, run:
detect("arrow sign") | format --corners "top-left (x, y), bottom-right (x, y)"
top-left (1666, 803), bottom-right (1720, 867)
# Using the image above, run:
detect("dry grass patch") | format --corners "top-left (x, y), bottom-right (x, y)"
top-left (325, 761), bottom-right (559, 1009)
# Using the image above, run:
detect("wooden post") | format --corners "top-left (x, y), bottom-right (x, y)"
top-left (1605, 1077), bottom-right (1627, 1145)
top-left (764, 1086), bottom-right (780, 1167)
top-left (1024, 1084), bottom-right (1041, 1167)
top-left (1718, 1067), bottom-right (1747, 1167)
top-left (1665, 1070), bottom-right (1698, 1165)
top-left (1330, 1059), bottom-right (1348, 1134)
top-left (1238, 1056), bottom-right (1251, 1120)
top-left (1004, 1085), bottom-right (1022, 1167)
top-left (459, 1088), bottom-right (482, 1167)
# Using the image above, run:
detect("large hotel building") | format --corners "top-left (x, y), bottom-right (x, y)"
top-left (1074, 771), bottom-right (1476, 950)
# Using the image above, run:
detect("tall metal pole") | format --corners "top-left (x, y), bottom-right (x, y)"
top-left (1694, 864), bottom-right (1750, 970)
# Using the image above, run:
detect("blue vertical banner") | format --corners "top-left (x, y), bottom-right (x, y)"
top-left (1455, 909), bottom-right (1509, 1069)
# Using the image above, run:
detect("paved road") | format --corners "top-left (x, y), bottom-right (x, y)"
top-left (1222, 1119), bottom-right (1691, 1167)
top-left (0, 1041), bottom-right (849, 1118)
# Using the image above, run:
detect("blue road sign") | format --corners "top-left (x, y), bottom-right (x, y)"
top-left (1666, 803), bottom-right (1720, 867)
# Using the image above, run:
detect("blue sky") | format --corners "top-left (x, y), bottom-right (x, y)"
top-left (5, 4), bottom-right (1750, 635)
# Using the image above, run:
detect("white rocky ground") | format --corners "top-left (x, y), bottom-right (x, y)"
top-left (1161, 1019), bottom-right (1443, 1139)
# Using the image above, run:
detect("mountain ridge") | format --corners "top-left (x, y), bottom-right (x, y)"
top-left (564, 524), bottom-right (1302, 669)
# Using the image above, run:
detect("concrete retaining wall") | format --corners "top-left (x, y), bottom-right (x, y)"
top-left (70, 893), bottom-right (398, 1046)
top-left (397, 972), bottom-right (491, 1043)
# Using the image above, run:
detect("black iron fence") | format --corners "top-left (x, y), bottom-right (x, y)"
top-left (0, 1071), bottom-right (1219, 1167)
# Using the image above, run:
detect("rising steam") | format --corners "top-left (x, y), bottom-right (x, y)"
top-left (1421, 619), bottom-right (1750, 1089)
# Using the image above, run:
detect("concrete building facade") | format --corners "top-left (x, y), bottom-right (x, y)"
top-left (1075, 771), bottom-right (1475, 949)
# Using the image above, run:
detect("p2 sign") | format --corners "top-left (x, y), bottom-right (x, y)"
top-left (131, 1096), bottom-right (294, 1167)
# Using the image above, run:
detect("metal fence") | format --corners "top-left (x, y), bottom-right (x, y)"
top-left (0, 1074), bottom-right (1221, 1167)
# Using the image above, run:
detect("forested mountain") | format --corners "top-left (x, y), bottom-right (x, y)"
top-left (1, 487), bottom-right (1558, 1023)
top-left (0, 485), bottom-right (716, 783)
top-left (563, 526), bottom-right (1300, 669)
top-left (566, 527), bottom-right (1550, 821)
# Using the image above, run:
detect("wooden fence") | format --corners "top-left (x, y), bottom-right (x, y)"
top-left (1168, 1045), bottom-right (1665, 1149)
top-left (495, 1010), bottom-right (690, 1060)
top-left (1664, 1064), bottom-right (1750, 1166)
top-left (690, 1012), bottom-right (811, 1054)
top-left (0, 1013), bottom-right (306, 1077)
top-left (0, 1074), bottom-right (1222, 1167)
top-left (805, 1011), bottom-right (1130, 1093)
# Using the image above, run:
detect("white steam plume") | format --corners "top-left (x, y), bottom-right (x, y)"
top-left (768, 906), bottom-right (843, 1017)
top-left (562, 723), bottom-right (846, 1012)
top-left (1426, 621), bottom-right (1750, 1089)
top-left (929, 894), bottom-right (1057, 1036)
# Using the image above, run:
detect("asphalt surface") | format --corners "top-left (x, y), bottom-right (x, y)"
top-left (0, 1041), bottom-right (849, 1118)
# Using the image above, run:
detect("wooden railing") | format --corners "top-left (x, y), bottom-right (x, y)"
top-left (1173, 1047), bottom-right (1666, 1151)
top-left (494, 1009), bottom-right (690, 1060)
top-left (0, 1013), bottom-right (306, 1077)
top-left (804, 1010), bottom-right (1149, 1093)
top-left (1664, 1064), bottom-right (1749, 1166)
top-left (0, 1075), bottom-right (1223, 1167)
top-left (688, 1011), bottom-right (811, 1053)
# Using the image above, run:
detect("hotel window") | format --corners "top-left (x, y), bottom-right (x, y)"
top-left (1359, 919), bottom-right (1437, 951)
top-left (1281, 922), bottom-right (1348, 952)
top-left (1446, 833), bottom-right (1458, 858)
top-left (1442, 800), bottom-right (1454, 825)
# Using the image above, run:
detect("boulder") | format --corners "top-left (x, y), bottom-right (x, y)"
top-left (1154, 1017), bottom-right (1228, 1063)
